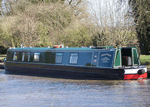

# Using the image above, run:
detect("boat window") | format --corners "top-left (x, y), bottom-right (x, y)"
top-left (33, 53), bottom-right (40, 61)
top-left (55, 53), bottom-right (63, 64)
top-left (13, 52), bottom-right (19, 61)
top-left (22, 52), bottom-right (30, 62)
top-left (69, 53), bottom-right (78, 64)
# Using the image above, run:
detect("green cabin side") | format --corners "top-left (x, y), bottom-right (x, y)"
top-left (113, 47), bottom-right (140, 68)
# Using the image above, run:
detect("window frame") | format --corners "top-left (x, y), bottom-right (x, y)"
top-left (55, 53), bottom-right (63, 64)
top-left (22, 52), bottom-right (30, 62)
top-left (69, 53), bottom-right (79, 64)
top-left (33, 52), bottom-right (40, 62)
top-left (13, 52), bottom-right (19, 61)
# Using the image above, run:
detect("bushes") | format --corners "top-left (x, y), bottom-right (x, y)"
top-left (0, 0), bottom-right (94, 48)
top-left (0, 0), bottom-right (140, 50)
top-left (0, 46), bottom-right (8, 54)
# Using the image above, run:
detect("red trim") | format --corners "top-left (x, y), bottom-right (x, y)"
top-left (124, 73), bottom-right (147, 80)
top-left (53, 46), bottom-right (59, 48)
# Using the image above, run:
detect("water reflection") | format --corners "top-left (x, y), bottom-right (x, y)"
top-left (0, 69), bottom-right (150, 107)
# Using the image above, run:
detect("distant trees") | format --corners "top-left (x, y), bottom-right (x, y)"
top-left (0, 0), bottom-right (2, 15)
top-left (0, 0), bottom-right (3, 16)
top-left (29, 0), bottom-right (65, 4)
top-left (0, 0), bottom-right (93, 48)
top-left (0, 0), bottom-right (17, 16)
top-left (128, 0), bottom-right (150, 54)
top-left (0, 0), bottom-right (149, 55)
top-left (89, 0), bottom-right (138, 47)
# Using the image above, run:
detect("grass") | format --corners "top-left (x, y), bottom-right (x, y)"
top-left (140, 55), bottom-right (150, 64)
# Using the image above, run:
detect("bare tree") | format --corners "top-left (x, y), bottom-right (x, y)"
top-left (88, 0), bottom-right (138, 47)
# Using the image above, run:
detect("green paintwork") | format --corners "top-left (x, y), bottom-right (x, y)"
top-left (114, 49), bottom-right (121, 67)
top-left (6, 51), bottom-right (12, 61)
top-left (44, 52), bottom-right (55, 64)
top-left (132, 48), bottom-right (139, 65)
top-left (113, 47), bottom-right (140, 67)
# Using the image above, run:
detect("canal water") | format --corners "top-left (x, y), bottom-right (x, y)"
top-left (0, 69), bottom-right (150, 107)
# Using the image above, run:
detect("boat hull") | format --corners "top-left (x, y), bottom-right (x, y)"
top-left (124, 73), bottom-right (147, 80)
top-left (4, 61), bottom-right (147, 80)
top-left (5, 61), bottom-right (125, 80)
top-left (124, 67), bottom-right (147, 79)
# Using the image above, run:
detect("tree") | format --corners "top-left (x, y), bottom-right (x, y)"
top-left (29, 0), bottom-right (65, 4)
top-left (128, 0), bottom-right (150, 54)
top-left (0, 0), bottom-right (2, 16)
top-left (61, 21), bottom-right (93, 47)
top-left (89, 0), bottom-right (138, 47)
top-left (0, 0), bottom-right (91, 47)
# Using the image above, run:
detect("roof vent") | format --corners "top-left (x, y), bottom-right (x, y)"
top-left (91, 46), bottom-right (115, 49)
top-left (89, 46), bottom-right (92, 48)
top-left (53, 45), bottom-right (64, 48)
top-left (20, 43), bottom-right (24, 48)
top-left (81, 46), bottom-right (87, 48)
top-left (91, 46), bottom-right (104, 49)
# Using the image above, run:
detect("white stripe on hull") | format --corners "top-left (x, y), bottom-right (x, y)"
top-left (124, 66), bottom-right (147, 74)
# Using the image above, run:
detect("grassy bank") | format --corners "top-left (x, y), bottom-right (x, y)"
top-left (140, 55), bottom-right (150, 67)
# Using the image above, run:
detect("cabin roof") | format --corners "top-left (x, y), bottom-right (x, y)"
top-left (8, 46), bottom-right (115, 50)
top-left (8, 46), bottom-right (137, 52)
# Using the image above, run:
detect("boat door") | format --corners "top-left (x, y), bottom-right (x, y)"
top-left (121, 47), bottom-right (140, 67)
top-left (121, 48), bottom-right (132, 66)
top-left (132, 48), bottom-right (139, 66)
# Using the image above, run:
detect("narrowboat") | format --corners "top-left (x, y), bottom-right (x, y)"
top-left (4, 45), bottom-right (147, 80)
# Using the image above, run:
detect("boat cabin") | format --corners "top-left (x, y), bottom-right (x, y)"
top-left (6, 46), bottom-right (140, 68)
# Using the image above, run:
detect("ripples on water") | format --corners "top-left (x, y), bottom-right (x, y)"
top-left (0, 69), bottom-right (150, 107)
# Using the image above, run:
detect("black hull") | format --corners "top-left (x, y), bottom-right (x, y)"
top-left (5, 62), bottom-right (125, 80)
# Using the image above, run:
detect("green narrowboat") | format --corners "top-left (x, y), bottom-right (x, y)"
top-left (4, 45), bottom-right (147, 80)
